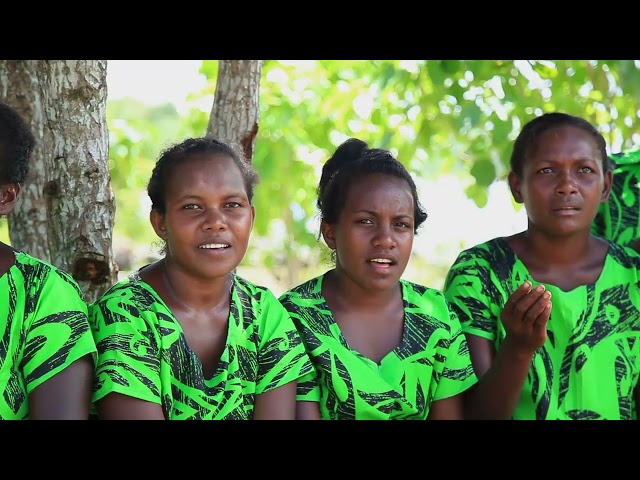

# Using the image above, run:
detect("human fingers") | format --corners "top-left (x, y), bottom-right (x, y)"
top-left (534, 301), bottom-right (552, 331)
top-left (512, 284), bottom-right (548, 325)
top-left (503, 281), bottom-right (533, 317)
top-left (522, 290), bottom-right (552, 328)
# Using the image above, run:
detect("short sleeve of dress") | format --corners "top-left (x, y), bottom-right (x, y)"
top-left (294, 369), bottom-right (321, 402)
top-left (255, 289), bottom-right (314, 395)
top-left (21, 262), bottom-right (97, 393)
top-left (277, 285), bottom-right (321, 403)
top-left (89, 283), bottom-right (163, 405)
top-left (432, 302), bottom-right (478, 401)
top-left (593, 151), bottom-right (640, 245)
top-left (443, 246), bottom-right (501, 342)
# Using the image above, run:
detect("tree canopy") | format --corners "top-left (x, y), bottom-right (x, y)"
top-left (107, 60), bottom-right (640, 290)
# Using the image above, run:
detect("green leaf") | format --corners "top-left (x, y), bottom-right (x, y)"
top-left (440, 60), bottom-right (460, 74)
top-left (465, 183), bottom-right (489, 208)
top-left (470, 158), bottom-right (497, 187)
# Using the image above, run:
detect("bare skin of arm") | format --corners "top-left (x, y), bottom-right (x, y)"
top-left (296, 401), bottom-right (321, 420)
top-left (463, 336), bottom-right (537, 420)
top-left (97, 392), bottom-right (166, 420)
top-left (98, 383), bottom-right (301, 420)
top-left (29, 354), bottom-right (94, 420)
top-left (427, 393), bottom-right (465, 420)
top-left (253, 379), bottom-right (298, 420)
top-left (464, 281), bottom-right (552, 420)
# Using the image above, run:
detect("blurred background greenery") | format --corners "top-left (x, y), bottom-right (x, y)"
top-left (4, 60), bottom-right (639, 295)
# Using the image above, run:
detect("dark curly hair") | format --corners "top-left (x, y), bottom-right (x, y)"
top-left (317, 137), bottom-right (428, 236)
top-left (147, 136), bottom-right (260, 215)
top-left (510, 112), bottom-right (611, 176)
top-left (0, 102), bottom-right (35, 186)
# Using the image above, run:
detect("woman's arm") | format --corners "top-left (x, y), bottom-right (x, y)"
top-left (29, 354), bottom-right (94, 420)
top-left (463, 335), bottom-right (535, 420)
top-left (465, 282), bottom-right (551, 419)
top-left (428, 393), bottom-right (464, 420)
top-left (97, 392), bottom-right (166, 420)
top-left (296, 401), bottom-right (321, 420)
top-left (253, 379), bottom-right (298, 420)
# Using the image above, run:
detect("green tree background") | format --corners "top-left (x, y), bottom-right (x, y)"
top-left (4, 60), bottom-right (638, 294)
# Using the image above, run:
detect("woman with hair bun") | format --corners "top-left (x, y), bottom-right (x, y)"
top-left (279, 137), bottom-right (477, 420)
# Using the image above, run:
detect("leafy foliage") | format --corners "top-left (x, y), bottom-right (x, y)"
top-left (107, 60), bottom-right (640, 288)
top-left (107, 98), bottom-right (200, 260)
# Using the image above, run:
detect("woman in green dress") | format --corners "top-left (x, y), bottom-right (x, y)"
top-left (0, 102), bottom-right (96, 419)
top-left (592, 148), bottom-right (640, 252)
top-left (279, 138), bottom-right (477, 420)
top-left (89, 137), bottom-right (313, 419)
top-left (444, 112), bottom-right (640, 420)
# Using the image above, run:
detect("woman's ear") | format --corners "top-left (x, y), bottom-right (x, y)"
top-left (321, 221), bottom-right (337, 250)
top-left (508, 171), bottom-right (524, 204)
top-left (600, 169), bottom-right (613, 203)
top-left (0, 183), bottom-right (21, 216)
top-left (149, 209), bottom-right (167, 240)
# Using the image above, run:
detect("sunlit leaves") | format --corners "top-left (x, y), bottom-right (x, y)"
top-left (108, 59), bottom-right (640, 286)
top-left (440, 60), bottom-right (460, 74)
top-left (464, 183), bottom-right (488, 208)
top-left (107, 99), bottom-right (199, 246)
top-left (470, 158), bottom-right (497, 188)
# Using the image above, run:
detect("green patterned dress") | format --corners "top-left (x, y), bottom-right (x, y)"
top-left (592, 149), bottom-right (640, 245)
top-left (0, 251), bottom-right (97, 419)
top-left (89, 271), bottom-right (313, 419)
top-left (279, 274), bottom-right (477, 420)
top-left (444, 237), bottom-right (640, 420)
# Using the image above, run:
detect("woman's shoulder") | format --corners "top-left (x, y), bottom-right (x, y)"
top-left (444, 237), bottom-right (518, 291)
top-left (13, 250), bottom-right (82, 292)
top-left (15, 250), bottom-right (68, 275)
top-left (91, 270), bottom-right (151, 307)
top-left (399, 279), bottom-right (460, 327)
top-left (232, 274), bottom-right (283, 304)
top-left (400, 278), bottom-right (442, 297)
top-left (278, 274), bottom-right (324, 302)
top-left (448, 237), bottom-right (510, 271)
top-left (401, 278), bottom-right (454, 309)
top-left (455, 237), bottom-right (505, 258)
top-left (607, 240), bottom-right (640, 268)
top-left (8, 251), bottom-right (90, 315)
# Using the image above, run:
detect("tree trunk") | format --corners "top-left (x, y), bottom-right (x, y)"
top-left (37, 60), bottom-right (117, 303)
top-left (0, 60), bottom-right (50, 260)
top-left (206, 60), bottom-right (262, 162)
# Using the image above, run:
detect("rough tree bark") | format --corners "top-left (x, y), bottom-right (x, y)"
top-left (36, 60), bottom-right (117, 303)
top-left (0, 60), bottom-right (50, 260)
top-left (206, 60), bottom-right (262, 162)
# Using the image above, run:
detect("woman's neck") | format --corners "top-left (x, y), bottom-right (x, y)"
top-left (0, 242), bottom-right (15, 278)
top-left (512, 228), bottom-right (594, 266)
top-left (323, 268), bottom-right (400, 312)
top-left (506, 229), bottom-right (609, 291)
top-left (161, 259), bottom-right (233, 313)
